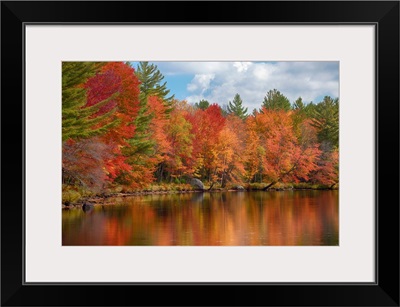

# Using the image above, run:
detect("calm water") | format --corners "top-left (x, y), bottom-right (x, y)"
top-left (62, 190), bottom-right (338, 246)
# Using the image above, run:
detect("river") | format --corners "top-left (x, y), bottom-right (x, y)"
top-left (62, 190), bottom-right (338, 246)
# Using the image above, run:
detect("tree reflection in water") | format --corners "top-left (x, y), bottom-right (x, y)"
top-left (62, 190), bottom-right (338, 246)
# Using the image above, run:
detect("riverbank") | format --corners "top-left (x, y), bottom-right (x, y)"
top-left (62, 182), bottom-right (338, 208)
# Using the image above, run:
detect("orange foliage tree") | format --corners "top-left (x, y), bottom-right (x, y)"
top-left (310, 148), bottom-right (339, 187)
top-left (250, 108), bottom-right (321, 189)
top-left (215, 115), bottom-right (247, 187)
top-left (63, 62), bottom-right (142, 192)
top-left (147, 96), bottom-right (172, 181)
top-left (163, 101), bottom-right (194, 181)
top-left (186, 104), bottom-right (226, 183)
top-left (85, 62), bottom-right (141, 184)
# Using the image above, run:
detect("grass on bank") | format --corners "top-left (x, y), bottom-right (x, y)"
top-left (62, 181), bottom-right (338, 205)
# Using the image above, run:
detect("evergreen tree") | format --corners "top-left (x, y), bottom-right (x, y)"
top-left (293, 97), bottom-right (316, 118)
top-left (62, 62), bottom-right (118, 142)
top-left (194, 99), bottom-right (210, 110)
top-left (292, 97), bottom-right (306, 138)
top-left (311, 96), bottom-right (339, 149)
top-left (127, 61), bottom-right (171, 159)
top-left (116, 62), bottom-right (174, 185)
top-left (293, 97), bottom-right (304, 110)
top-left (135, 61), bottom-right (174, 108)
top-left (261, 89), bottom-right (291, 111)
top-left (124, 102), bottom-right (155, 156)
top-left (227, 93), bottom-right (248, 120)
top-left (121, 89), bottom-right (156, 173)
top-left (116, 94), bottom-right (157, 187)
top-left (127, 61), bottom-right (174, 159)
top-left (304, 101), bottom-right (316, 118)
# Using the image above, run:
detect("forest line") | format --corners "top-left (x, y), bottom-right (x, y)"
top-left (62, 61), bottom-right (339, 204)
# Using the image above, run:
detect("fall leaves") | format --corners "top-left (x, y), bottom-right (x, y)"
top-left (62, 61), bottom-right (339, 195)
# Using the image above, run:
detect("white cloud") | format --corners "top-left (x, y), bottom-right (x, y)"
top-left (187, 74), bottom-right (215, 93)
top-left (155, 61), bottom-right (339, 111)
top-left (233, 62), bottom-right (252, 72)
top-left (186, 94), bottom-right (206, 104)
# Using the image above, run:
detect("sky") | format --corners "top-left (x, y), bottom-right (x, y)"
top-left (131, 61), bottom-right (339, 111)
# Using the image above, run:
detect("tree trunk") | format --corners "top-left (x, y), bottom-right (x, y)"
top-left (160, 163), bottom-right (164, 182)
top-left (263, 181), bottom-right (277, 191)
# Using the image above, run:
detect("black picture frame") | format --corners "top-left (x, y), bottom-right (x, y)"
top-left (1, 1), bottom-right (399, 306)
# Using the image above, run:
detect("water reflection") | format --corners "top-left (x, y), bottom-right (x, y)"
top-left (62, 190), bottom-right (338, 246)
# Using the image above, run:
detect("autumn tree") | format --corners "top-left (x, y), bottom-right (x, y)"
top-left (251, 108), bottom-right (321, 189)
top-left (116, 63), bottom-right (161, 187)
top-left (63, 62), bottom-right (142, 191)
top-left (120, 97), bottom-right (157, 188)
top-left (86, 62), bottom-right (141, 183)
top-left (62, 137), bottom-right (115, 192)
top-left (262, 89), bottom-right (291, 111)
top-left (84, 62), bottom-right (140, 143)
top-left (310, 148), bottom-right (339, 187)
top-left (62, 62), bottom-right (118, 142)
top-left (62, 62), bottom-right (124, 191)
top-left (186, 104), bottom-right (226, 184)
top-left (117, 61), bottom-right (177, 187)
top-left (227, 93), bottom-right (248, 120)
top-left (164, 101), bottom-right (194, 181)
top-left (147, 96), bottom-right (173, 182)
top-left (215, 115), bottom-right (247, 187)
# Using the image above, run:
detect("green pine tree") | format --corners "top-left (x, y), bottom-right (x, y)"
top-left (261, 89), bottom-right (291, 111)
top-left (124, 97), bottom-right (156, 158)
top-left (293, 97), bottom-right (304, 110)
top-left (311, 96), bottom-right (339, 149)
top-left (128, 61), bottom-right (176, 156)
top-left (227, 93), bottom-right (248, 120)
top-left (135, 62), bottom-right (174, 110)
top-left (292, 97), bottom-right (316, 117)
top-left (62, 62), bottom-right (118, 142)
top-left (116, 62), bottom-right (166, 183)
top-left (194, 99), bottom-right (210, 110)
top-left (126, 61), bottom-right (173, 160)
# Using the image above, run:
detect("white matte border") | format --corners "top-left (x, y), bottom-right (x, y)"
top-left (25, 25), bottom-right (375, 283)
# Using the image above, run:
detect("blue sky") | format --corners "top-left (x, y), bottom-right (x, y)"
top-left (131, 61), bottom-right (339, 111)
